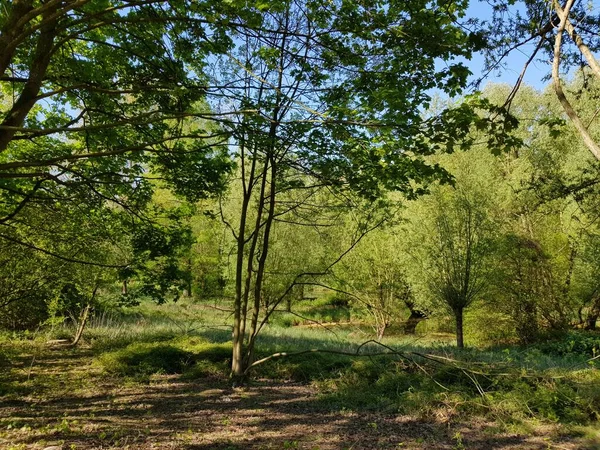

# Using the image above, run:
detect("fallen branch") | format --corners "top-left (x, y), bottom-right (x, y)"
top-left (244, 347), bottom-right (400, 375)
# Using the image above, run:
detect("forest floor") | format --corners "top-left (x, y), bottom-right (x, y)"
top-left (1, 342), bottom-right (597, 450)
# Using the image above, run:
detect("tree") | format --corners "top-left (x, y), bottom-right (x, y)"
top-left (336, 225), bottom-right (419, 340)
top-left (0, 197), bottom-right (126, 330)
top-left (463, 80), bottom-right (600, 340)
top-left (572, 233), bottom-right (600, 330)
top-left (416, 184), bottom-right (495, 348)
top-left (0, 1), bottom-right (231, 251)
top-left (0, 1), bottom-right (236, 327)
top-left (0, 0), bottom-right (519, 372)
top-left (484, 0), bottom-right (600, 160)
top-left (206, 0), bottom-right (489, 377)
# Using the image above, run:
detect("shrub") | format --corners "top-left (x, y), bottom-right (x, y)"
top-left (0, 293), bottom-right (50, 330)
top-left (325, 294), bottom-right (350, 308)
top-left (315, 354), bottom-right (600, 425)
top-left (536, 331), bottom-right (600, 357)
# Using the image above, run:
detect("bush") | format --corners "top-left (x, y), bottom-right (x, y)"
top-left (324, 294), bottom-right (350, 308)
top-left (0, 293), bottom-right (50, 330)
top-left (270, 312), bottom-right (298, 328)
top-left (465, 307), bottom-right (516, 346)
top-left (251, 351), bottom-right (352, 382)
top-left (536, 331), bottom-right (600, 357)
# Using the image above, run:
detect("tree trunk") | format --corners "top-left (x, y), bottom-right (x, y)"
top-left (584, 298), bottom-right (600, 330)
top-left (584, 316), bottom-right (598, 330)
top-left (71, 283), bottom-right (99, 346)
top-left (71, 303), bottom-right (91, 346)
top-left (0, 0), bottom-right (34, 75)
top-left (455, 308), bottom-right (464, 348)
top-left (403, 310), bottom-right (427, 334)
top-left (231, 324), bottom-right (245, 379)
top-left (231, 138), bottom-right (256, 379)
top-left (231, 201), bottom-right (250, 379)
top-left (376, 322), bottom-right (387, 341)
top-left (0, 5), bottom-right (58, 153)
top-left (186, 258), bottom-right (193, 297)
top-left (245, 153), bottom-right (278, 370)
top-left (122, 279), bottom-right (128, 295)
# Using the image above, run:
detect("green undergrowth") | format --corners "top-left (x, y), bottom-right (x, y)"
top-left (270, 297), bottom-right (352, 328)
top-left (316, 356), bottom-right (600, 426)
top-left (96, 336), bottom-right (231, 381)
top-left (534, 331), bottom-right (600, 358)
top-left (2, 299), bottom-right (599, 434)
top-left (85, 305), bottom-right (600, 428)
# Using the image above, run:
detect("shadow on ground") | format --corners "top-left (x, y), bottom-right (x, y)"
top-left (0, 341), bottom-right (595, 449)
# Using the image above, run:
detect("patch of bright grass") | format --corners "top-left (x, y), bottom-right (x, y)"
top-left (96, 335), bottom-right (231, 381)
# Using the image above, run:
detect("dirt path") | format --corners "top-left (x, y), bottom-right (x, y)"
top-left (0, 346), bottom-right (593, 449)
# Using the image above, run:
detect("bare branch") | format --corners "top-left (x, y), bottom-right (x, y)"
top-left (552, 0), bottom-right (600, 161)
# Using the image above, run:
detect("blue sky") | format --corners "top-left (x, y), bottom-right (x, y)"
top-left (463, 1), bottom-right (552, 92)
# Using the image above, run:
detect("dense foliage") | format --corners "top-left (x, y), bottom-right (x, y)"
top-left (0, 0), bottom-right (599, 379)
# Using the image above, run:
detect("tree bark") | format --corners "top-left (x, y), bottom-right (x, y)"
top-left (186, 257), bottom-right (192, 297)
top-left (455, 308), bottom-right (464, 348)
top-left (0, 4), bottom-right (59, 153)
top-left (403, 309), bottom-right (427, 334)
top-left (551, 0), bottom-right (600, 161)
top-left (584, 297), bottom-right (600, 330)
top-left (376, 322), bottom-right (387, 341)
top-left (584, 316), bottom-right (598, 330)
top-left (71, 303), bottom-right (91, 346)
top-left (231, 188), bottom-right (251, 378)
top-left (0, 0), bottom-right (35, 75)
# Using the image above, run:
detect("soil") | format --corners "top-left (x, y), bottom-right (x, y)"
top-left (0, 345), bottom-right (596, 449)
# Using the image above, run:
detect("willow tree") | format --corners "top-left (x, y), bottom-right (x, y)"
top-left (202, 0), bottom-right (494, 377)
top-left (422, 188), bottom-right (495, 348)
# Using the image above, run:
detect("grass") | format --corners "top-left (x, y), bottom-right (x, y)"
top-left (1, 297), bottom-right (599, 445)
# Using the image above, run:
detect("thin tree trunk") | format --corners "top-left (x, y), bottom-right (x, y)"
top-left (244, 17), bottom-right (289, 370)
top-left (231, 190), bottom-right (251, 378)
top-left (71, 283), bottom-right (98, 346)
top-left (376, 321), bottom-right (387, 341)
top-left (186, 257), bottom-right (192, 297)
top-left (246, 152), bottom-right (278, 367)
top-left (71, 303), bottom-right (91, 346)
top-left (551, 0), bottom-right (600, 160)
top-left (563, 244), bottom-right (577, 299)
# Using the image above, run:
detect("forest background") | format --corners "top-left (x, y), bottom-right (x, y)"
top-left (1, 1), bottom-right (600, 448)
